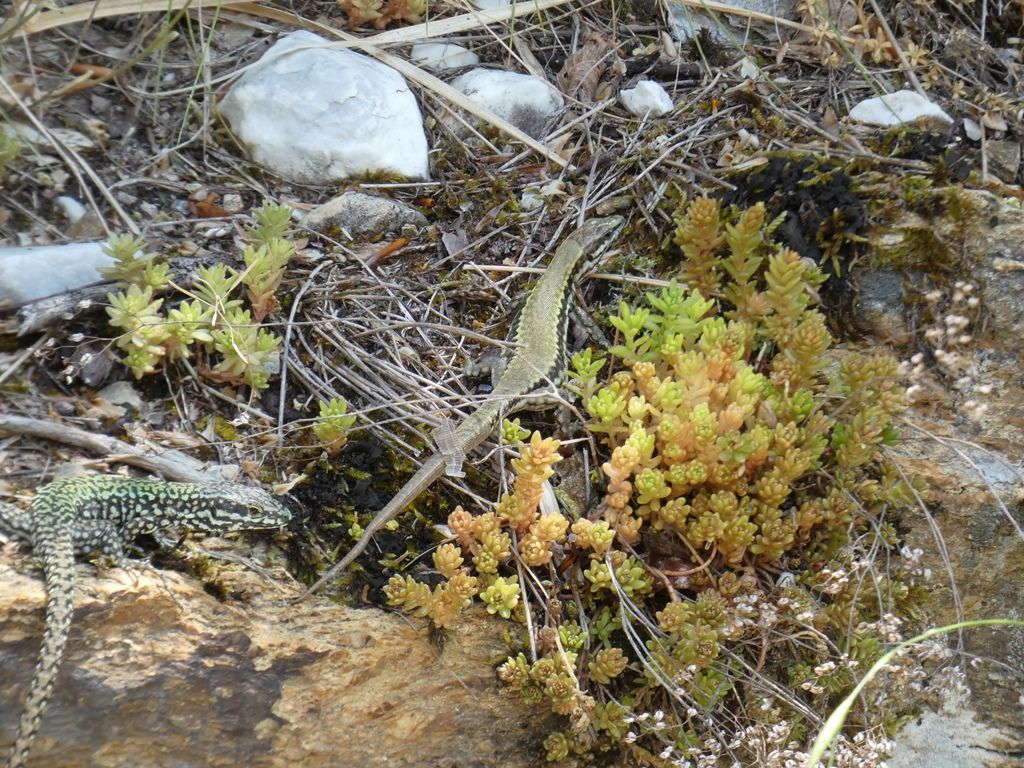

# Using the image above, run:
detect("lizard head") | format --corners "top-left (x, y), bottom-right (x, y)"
top-left (180, 483), bottom-right (293, 530)
top-left (574, 215), bottom-right (626, 274)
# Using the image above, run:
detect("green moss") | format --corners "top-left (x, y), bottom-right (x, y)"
top-left (868, 184), bottom-right (982, 275)
top-left (0, 126), bottom-right (20, 180)
top-left (290, 432), bottom-right (462, 598)
top-left (208, 414), bottom-right (240, 443)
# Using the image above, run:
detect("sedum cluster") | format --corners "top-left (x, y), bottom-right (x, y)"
top-left (387, 198), bottom-right (920, 765)
top-left (104, 203), bottom-right (295, 388)
top-left (385, 431), bottom-right (565, 627)
top-left (337, 0), bottom-right (426, 28)
top-left (311, 397), bottom-right (358, 456)
top-left (383, 541), bottom-right (479, 628)
top-left (576, 199), bottom-right (904, 572)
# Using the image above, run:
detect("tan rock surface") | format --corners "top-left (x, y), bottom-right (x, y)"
top-left (0, 552), bottom-right (552, 767)
top-left (859, 190), bottom-right (1024, 765)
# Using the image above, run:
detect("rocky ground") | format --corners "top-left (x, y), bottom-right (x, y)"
top-left (2, 0), bottom-right (1023, 765)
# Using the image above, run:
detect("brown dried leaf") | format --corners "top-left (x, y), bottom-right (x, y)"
top-left (69, 62), bottom-right (114, 79)
top-left (142, 428), bottom-right (208, 449)
top-left (799, 0), bottom-right (858, 34)
top-left (80, 398), bottom-right (126, 421)
top-left (555, 25), bottom-right (619, 103)
top-left (981, 111), bottom-right (1008, 132)
top-left (191, 198), bottom-right (231, 219)
top-left (273, 474), bottom-right (307, 494)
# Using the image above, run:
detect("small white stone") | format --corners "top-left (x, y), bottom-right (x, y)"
top-left (666, 0), bottom-right (797, 43)
top-left (520, 188), bottom-right (544, 211)
top-left (410, 43), bottom-right (479, 72)
top-left (848, 89), bottom-right (953, 127)
top-left (219, 31), bottom-right (429, 183)
top-left (963, 117), bottom-right (981, 141)
top-left (0, 242), bottom-right (113, 305)
top-left (221, 193), bottom-right (245, 213)
top-left (449, 68), bottom-right (564, 139)
top-left (201, 225), bottom-right (233, 239)
top-left (54, 196), bottom-right (87, 224)
top-left (303, 191), bottom-right (428, 239)
top-left (619, 80), bottom-right (674, 117)
top-left (96, 381), bottom-right (144, 409)
top-left (739, 57), bottom-right (760, 80)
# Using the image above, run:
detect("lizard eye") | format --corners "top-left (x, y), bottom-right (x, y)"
top-left (249, 503), bottom-right (282, 520)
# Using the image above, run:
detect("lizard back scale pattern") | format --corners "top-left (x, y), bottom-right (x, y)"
top-left (0, 475), bottom-right (291, 768)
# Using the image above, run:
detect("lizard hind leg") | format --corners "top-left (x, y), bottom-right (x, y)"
top-left (76, 519), bottom-right (182, 606)
top-left (0, 500), bottom-right (34, 542)
top-left (71, 518), bottom-right (151, 577)
top-left (464, 353), bottom-right (506, 387)
top-left (71, 518), bottom-right (129, 559)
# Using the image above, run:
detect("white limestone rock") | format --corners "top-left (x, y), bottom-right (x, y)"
top-left (0, 242), bottom-right (112, 306)
top-left (3, 120), bottom-right (97, 154)
top-left (219, 31), bottom-right (429, 183)
top-left (986, 139), bottom-right (1021, 182)
top-left (667, 0), bottom-right (797, 43)
top-left (53, 196), bottom-right (87, 224)
top-left (620, 80), bottom-right (674, 117)
top-left (449, 68), bottom-right (564, 139)
top-left (410, 43), bottom-right (479, 72)
top-left (888, 704), bottom-right (1018, 768)
top-left (96, 380), bottom-right (144, 410)
top-left (848, 90), bottom-right (953, 127)
top-left (303, 191), bottom-right (427, 239)
top-left (963, 117), bottom-right (982, 141)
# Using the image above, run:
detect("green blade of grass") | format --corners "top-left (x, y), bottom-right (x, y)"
top-left (808, 618), bottom-right (1024, 767)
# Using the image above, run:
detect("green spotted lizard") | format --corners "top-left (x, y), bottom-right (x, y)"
top-left (302, 215), bottom-right (625, 597)
top-left (0, 475), bottom-right (292, 768)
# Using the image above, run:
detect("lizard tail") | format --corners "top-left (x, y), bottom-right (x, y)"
top-left (7, 534), bottom-right (76, 768)
top-left (299, 453), bottom-right (449, 599)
